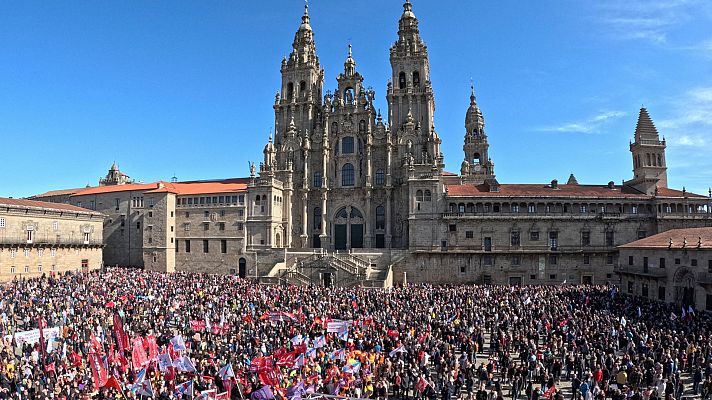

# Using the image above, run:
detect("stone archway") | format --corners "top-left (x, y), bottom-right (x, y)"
top-left (333, 206), bottom-right (365, 250)
top-left (673, 267), bottom-right (695, 306)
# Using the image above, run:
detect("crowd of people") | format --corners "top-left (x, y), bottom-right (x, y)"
top-left (0, 268), bottom-right (710, 400)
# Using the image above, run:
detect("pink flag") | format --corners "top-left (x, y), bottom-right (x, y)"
top-left (132, 337), bottom-right (149, 370)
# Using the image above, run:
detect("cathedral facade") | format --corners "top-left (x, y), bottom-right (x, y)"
top-left (31, 1), bottom-right (711, 287)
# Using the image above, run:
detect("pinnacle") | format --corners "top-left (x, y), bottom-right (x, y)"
top-left (634, 107), bottom-right (659, 141)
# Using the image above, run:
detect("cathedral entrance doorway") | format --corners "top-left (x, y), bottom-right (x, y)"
top-left (333, 206), bottom-right (364, 250)
top-left (673, 267), bottom-right (695, 307)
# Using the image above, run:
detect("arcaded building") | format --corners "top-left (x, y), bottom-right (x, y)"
top-left (0, 197), bottom-right (103, 281)
top-left (32, 1), bottom-right (711, 287)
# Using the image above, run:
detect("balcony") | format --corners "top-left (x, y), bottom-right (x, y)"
top-left (0, 234), bottom-right (103, 247)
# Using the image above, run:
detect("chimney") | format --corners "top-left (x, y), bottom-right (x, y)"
top-left (551, 179), bottom-right (558, 189)
top-left (608, 181), bottom-right (615, 189)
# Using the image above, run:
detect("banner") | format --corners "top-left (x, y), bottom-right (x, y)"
top-left (89, 352), bottom-right (109, 388)
top-left (5, 327), bottom-right (60, 347)
top-left (113, 313), bottom-right (129, 353)
top-left (326, 320), bottom-right (350, 333)
top-left (132, 337), bottom-right (149, 370)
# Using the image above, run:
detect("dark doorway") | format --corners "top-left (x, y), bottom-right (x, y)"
top-left (509, 276), bottom-right (522, 286)
top-left (335, 225), bottom-right (347, 250)
top-left (351, 224), bottom-right (364, 248)
top-left (484, 237), bottom-right (492, 252)
top-left (238, 257), bottom-right (247, 278)
top-left (581, 275), bottom-right (593, 285)
top-left (682, 287), bottom-right (695, 307)
top-left (375, 234), bottom-right (385, 248)
top-left (312, 234), bottom-right (321, 249)
top-left (323, 272), bottom-right (333, 288)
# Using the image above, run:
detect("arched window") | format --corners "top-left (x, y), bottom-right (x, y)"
top-left (350, 208), bottom-right (363, 218)
top-left (375, 206), bottom-right (385, 230)
top-left (313, 207), bottom-right (322, 230)
top-left (412, 71), bottom-right (420, 87)
top-left (286, 82), bottom-right (294, 100)
top-left (359, 119), bottom-right (367, 134)
top-left (331, 122), bottom-right (338, 135)
top-left (299, 81), bottom-right (306, 96)
top-left (416, 190), bottom-right (424, 202)
top-left (398, 72), bottom-right (406, 89)
top-left (342, 137), bottom-right (355, 154)
top-left (342, 163), bottom-right (355, 186)
top-left (458, 203), bottom-right (466, 213)
top-left (255, 195), bottom-right (261, 205)
top-left (646, 153), bottom-right (651, 166)
top-left (424, 190), bottom-right (432, 201)
top-left (473, 153), bottom-right (481, 165)
top-left (313, 171), bottom-right (322, 188)
top-left (336, 208), bottom-right (348, 218)
top-left (657, 154), bottom-right (662, 166)
top-left (375, 169), bottom-right (385, 185)
top-left (275, 233), bottom-right (281, 248)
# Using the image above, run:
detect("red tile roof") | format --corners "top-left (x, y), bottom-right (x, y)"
top-left (70, 178), bottom-right (250, 197)
top-left (0, 197), bottom-right (103, 215)
top-left (31, 187), bottom-right (88, 198)
top-left (73, 183), bottom-right (160, 196)
top-left (619, 227), bottom-right (712, 249)
top-left (446, 183), bottom-right (706, 199)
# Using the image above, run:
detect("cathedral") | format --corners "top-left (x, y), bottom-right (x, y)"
top-left (31, 1), bottom-right (711, 288)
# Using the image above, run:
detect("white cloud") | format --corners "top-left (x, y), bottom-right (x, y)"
top-left (536, 111), bottom-right (627, 134)
top-left (595, 0), bottom-right (705, 44)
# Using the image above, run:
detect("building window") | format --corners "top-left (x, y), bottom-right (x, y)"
top-left (549, 231), bottom-right (558, 250)
top-left (605, 231), bottom-right (614, 247)
top-left (24, 249), bottom-right (30, 258)
top-left (483, 255), bottom-right (492, 266)
top-left (660, 258), bottom-right (666, 269)
top-left (606, 254), bottom-right (614, 265)
top-left (629, 256), bottom-right (634, 266)
top-left (632, 205), bottom-right (638, 214)
top-left (52, 221), bottom-right (59, 231)
top-left (549, 274), bottom-right (557, 280)
top-left (218, 196), bottom-right (224, 204)
top-left (512, 255), bottom-right (521, 266)
top-left (675, 258), bottom-right (680, 265)
top-left (707, 294), bottom-right (712, 311)
top-left (342, 163), bottom-right (355, 186)
top-left (148, 211), bottom-right (153, 218)
top-left (148, 198), bottom-right (154, 207)
top-left (0, 218), bottom-right (5, 228)
top-left (37, 265), bottom-right (42, 273)
top-left (24, 266), bottom-right (29, 273)
top-left (424, 190), bottom-right (432, 201)
top-left (219, 222), bottom-right (225, 231)
top-left (50, 248), bottom-right (56, 257)
top-left (691, 259), bottom-right (698, 267)
top-left (185, 240), bottom-right (191, 253)
top-left (221, 240), bottom-right (227, 254)
top-left (313, 171), bottom-right (322, 188)
top-left (627, 281), bottom-right (634, 293)
top-left (530, 231), bottom-right (539, 241)
top-left (708, 259), bottom-right (712, 273)
top-left (312, 207), bottom-right (322, 230)
top-left (342, 137), bottom-right (355, 154)
top-left (10, 249), bottom-right (16, 258)
top-left (375, 169), bottom-right (385, 186)
top-left (219, 210), bottom-right (225, 217)
top-left (510, 231), bottom-right (520, 246)
top-left (10, 266), bottom-right (15, 274)
top-left (527, 204), bottom-right (536, 213)
top-left (465, 231), bottom-right (474, 239)
top-left (137, 222), bottom-right (141, 230)
top-left (148, 237), bottom-right (152, 244)
top-left (238, 222), bottom-right (244, 231)
top-left (203, 240), bottom-right (209, 253)
top-left (26, 228), bottom-right (34, 243)
top-left (581, 231), bottom-right (590, 246)
top-left (115, 198), bottom-right (120, 211)
top-left (460, 265), bottom-right (466, 274)
top-left (184, 223), bottom-right (190, 231)
top-left (642, 283), bottom-right (649, 298)
top-left (375, 206), bottom-right (385, 230)
top-left (238, 209), bottom-right (244, 217)
top-left (637, 230), bottom-right (646, 239)
top-left (580, 205), bottom-right (587, 213)
top-left (416, 190), bottom-right (424, 202)
top-left (549, 255), bottom-right (557, 265)
top-left (483, 237), bottom-right (492, 252)
top-left (38, 248), bottom-right (44, 257)
top-left (511, 204), bottom-right (519, 213)
top-left (583, 254), bottom-right (590, 265)
top-left (203, 223), bottom-right (209, 231)
top-left (449, 224), bottom-right (457, 232)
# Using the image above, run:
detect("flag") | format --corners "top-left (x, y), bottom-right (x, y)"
top-left (171, 335), bottom-right (187, 352)
top-left (130, 369), bottom-right (154, 397)
top-left (523, 297), bottom-right (531, 306)
top-left (337, 328), bottom-right (348, 341)
top-left (305, 348), bottom-right (316, 359)
top-left (313, 335), bottom-right (326, 348)
top-left (251, 385), bottom-right (275, 400)
top-left (145, 335), bottom-right (159, 361)
top-left (389, 345), bottom-right (407, 358)
top-left (416, 377), bottom-right (429, 393)
top-left (670, 312), bottom-right (678, 321)
top-left (620, 316), bottom-right (626, 327)
top-left (113, 313), bottom-right (129, 353)
top-left (259, 369), bottom-right (280, 386)
top-left (88, 352), bottom-right (109, 388)
top-left (291, 335), bottom-right (303, 345)
top-left (688, 305), bottom-right (695, 316)
top-left (173, 355), bottom-right (197, 372)
top-left (342, 360), bottom-right (361, 374)
top-left (132, 337), bottom-right (149, 370)
top-left (681, 306), bottom-right (687, 319)
top-left (544, 385), bottom-right (557, 398)
top-left (329, 348), bottom-right (345, 361)
top-left (157, 352), bottom-right (173, 371)
top-left (197, 389), bottom-right (217, 400)
top-left (104, 376), bottom-right (123, 393)
top-left (216, 392), bottom-right (229, 400)
top-left (175, 380), bottom-right (194, 398)
top-left (295, 354), bottom-right (305, 368)
top-left (286, 382), bottom-right (306, 400)
top-left (218, 363), bottom-right (235, 381)
top-left (637, 307), bottom-right (641, 318)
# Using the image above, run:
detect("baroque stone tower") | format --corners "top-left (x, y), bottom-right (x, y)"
top-left (626, 107), bottom-right (668, 195)
top-left (460, 84), bottom-right (495, 184)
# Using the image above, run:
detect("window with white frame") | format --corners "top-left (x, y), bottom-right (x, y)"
top-left (26, 227), bottom-right (34, 243)
top-left (23, 266), bottom-right (29, 273)
top-left (24, 249), bottom-right (29, 258)
top-left (0, 218), bottom-right (5, 228)
top-left (83, 232), bottom-right (90, 243)
top-left (10, 249), bottom-right (16, 258)
top-left (38, 248), bottom-right (44, 257)
top-left (52, 221), bottom-right (59, 231)
top-left (37, 265), bottom-right (42, 273)
top-left (10, 266), bottom-right (15, 274)
top-left (51, 248), bottom-right (56, 257)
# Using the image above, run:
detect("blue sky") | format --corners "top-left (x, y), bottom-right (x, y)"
top-left (1, 0), bottom-right (711, 198)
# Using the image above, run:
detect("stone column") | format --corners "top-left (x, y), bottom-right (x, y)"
top-left (346, 206), bottom-right (352, 250)
top-left (301, 192), bottom-right (308, 248)
top-left (386, 190), bottom-right (392, 248)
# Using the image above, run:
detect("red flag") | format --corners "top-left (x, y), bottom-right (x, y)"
top-left (216, 392), bottom-right (229, 400)
top-left (131, 337), bottom-right (149, 370)
top-left (416, 377), bottom-right (429, 393)
top-left (259, 369), bottom-right (280, 386)
top-left (38, 317), bottom-right (46, 362)
top-left (113, 313), bottom-right (128, 353)
top-left (145, 335), bottom-right (159, 361)
top-left (90, 334), bottom-right (102, 353)
top-left (44, 362), bottom-right (56, 374)
top-left (104, 375), bottom-right (123, 391)
top-left (70, 351), bottom-right (82, 368)
top-left (387, 329), bottom-right (400, 338)
top-left (544, 385), bottom-right (557, 398)
top-left (88, 352), bottom-right (109, 388)
top-left (242, 315), bottom-right (253, 324)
